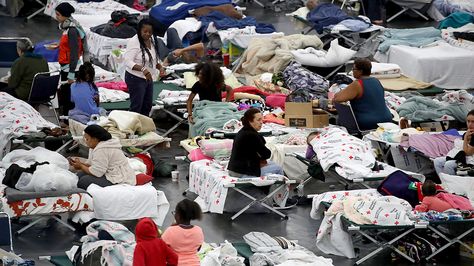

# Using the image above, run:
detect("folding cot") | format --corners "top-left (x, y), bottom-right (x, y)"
top-left (288, 152), bottom-right (424, 190)
top-left (311, 190), bottom-right (474, 264)
top-left (387, 0), bottom-right (432, 23)
top-left (187, 159), bottom-right (296, 220)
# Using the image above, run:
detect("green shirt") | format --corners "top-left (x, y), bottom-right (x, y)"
top-left (8, 52), bottom-right (49, 101)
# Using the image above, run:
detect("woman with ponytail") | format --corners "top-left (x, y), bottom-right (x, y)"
top-left (124, 18), bottom-right (166, 116)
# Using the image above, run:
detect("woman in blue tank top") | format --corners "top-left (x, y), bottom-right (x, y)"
top-left (333, 58), bottom-right (392, 130)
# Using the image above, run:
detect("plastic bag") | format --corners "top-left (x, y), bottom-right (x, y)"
top-left (32, 165), bottom-right (78, 192)
top-left (15, 172), bottom-right (35, 192)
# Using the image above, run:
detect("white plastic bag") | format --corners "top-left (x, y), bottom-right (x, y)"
top-left (32, 165), bottom-right (78, 192)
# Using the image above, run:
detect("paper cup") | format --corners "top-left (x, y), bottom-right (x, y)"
top-left (171, 170), bottom-right (179, 182)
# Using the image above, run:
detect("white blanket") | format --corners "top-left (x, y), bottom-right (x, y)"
top-left (310, 127), bottom-right (376, 178)
top-left (86, 183), bottom-right (169, 225)
top-left (189, 160), bottom-right (289, 214)
top-left (48, 62), bottom-right (120, 82)
top-left (375, 41), bottom-right (474, 89)
top-left (439, 173), bottom-right (474, 206)
top-left (370, 62), bottom-right (401, 78)
top-left (0, 93), bottom-right (58, 158)
top-left (216, 26), bottom-right (285, 49)
top-left (98, 87), bottom-right (129, 103)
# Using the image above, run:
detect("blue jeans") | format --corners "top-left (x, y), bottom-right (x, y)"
top-left (433, 157), bottom-right (457, 175)
top-left (125, 71), bottom-right (153, 116)
top-left (239, 161), bottom-right (284, 179)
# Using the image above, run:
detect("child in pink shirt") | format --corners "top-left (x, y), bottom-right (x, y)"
top-left (415, 180), bottom-right (452, 212)
top-left (162, 199), bottom-right (204, 266)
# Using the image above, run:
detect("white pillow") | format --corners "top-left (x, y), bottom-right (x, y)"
top-left (291, 39), bottom-right (356, 67)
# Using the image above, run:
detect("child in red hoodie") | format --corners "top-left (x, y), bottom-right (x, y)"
top-left (133, 217), bottom-right (178, 266)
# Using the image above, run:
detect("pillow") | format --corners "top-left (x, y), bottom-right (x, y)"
top-left (136, 173), bottom-right (153, 185)
top-left (188, 148), bottom-right (212, 161)
top-left (291, 39), bottom-right (356, 68)
top-left (199, 139), bottom-right (234, 159)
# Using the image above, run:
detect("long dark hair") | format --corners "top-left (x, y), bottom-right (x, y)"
top-left (137, 18), bottom-right (160, 68)
top-left (84, 125), bottom-right (112, 142)
top-left (77, 62), bottom-right (98, 92)
top-left (195, 62), bottom-right (224, 90)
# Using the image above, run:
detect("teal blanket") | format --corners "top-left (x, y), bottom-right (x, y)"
top-left (378, 27), bottom-right (442, 53)
top-left (397, 96), bottom-right (467, 122)
top-left (191, 101), bottom-right (245, 137)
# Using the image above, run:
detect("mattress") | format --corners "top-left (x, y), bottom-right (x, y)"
top-left (0, 184), bottom-right (93, 218)
top-left (374, 41), bottom-right (474, 89)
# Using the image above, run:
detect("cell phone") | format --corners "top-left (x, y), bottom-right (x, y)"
top-left (470, 135), bottom-right (474, 147)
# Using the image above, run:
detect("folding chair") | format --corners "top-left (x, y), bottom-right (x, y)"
top-left (332, 0), bottom-right (366, 14)
top-left (28, 71), bottom-right (61, 124)
top-left (334, 102), bottom-right (371, 137)
top-left (0, 37), bottom-right (29, 68)
top-left (0, 212), bottom-right (14, 254)
top-left (387, 0), bottom-right (431, 22)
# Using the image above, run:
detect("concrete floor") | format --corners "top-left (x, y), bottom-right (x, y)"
top-left (1, 1), bottom-right (472, 265)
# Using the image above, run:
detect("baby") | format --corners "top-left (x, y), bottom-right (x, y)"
top-left (414, 180), bottom-right (452, 212)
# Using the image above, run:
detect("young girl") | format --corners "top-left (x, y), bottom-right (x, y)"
top-left (69, 62), bottom-right (104, 124)
top-left (186, 62), bottom-right (232, 123)
top-left (414, 180), bottom-right (452, 212)
top-left (161, 199), bottom-right (204, 266)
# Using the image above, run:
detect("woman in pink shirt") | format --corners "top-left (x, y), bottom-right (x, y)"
top-left (162, 199), bottom-right (204, 266)
top-left (415, 180), bottom-right (452, 212)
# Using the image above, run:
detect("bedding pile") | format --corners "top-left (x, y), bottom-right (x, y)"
top-left (190, 101), bottom-right (245, 137)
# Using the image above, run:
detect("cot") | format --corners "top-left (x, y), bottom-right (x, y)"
top-left (187, 159), bottom-right (296, 220)
top-left (311, 190), bottom-right (474, 264)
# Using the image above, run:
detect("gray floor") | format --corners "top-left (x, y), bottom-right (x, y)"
top-left (1, 2), bottom-right (472, 265)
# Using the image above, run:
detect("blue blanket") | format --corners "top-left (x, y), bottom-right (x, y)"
top-left (199, 11), bottom-right (275, 34)
top-left (150, 0), bottom-right (232, 26)
top-left (378, 27), bottom-right (442, 53)
top-left (306, 3), bottom-right (350, 33)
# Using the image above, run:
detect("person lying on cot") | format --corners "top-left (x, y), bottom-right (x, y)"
top-left (69, 62), bottom-right (106, 124)
top-left (333, 58), bottom-right (392, 130)
top-left (227, 108), bottom-right (284, 178)
top-left (162, 199), bottom-right (204, 266)
top-left (415, 180), bottom-right (473, 212)
top-left (157, 28), bottom-right (207, 67)
top-left (434, 110), bottom-right (474, 176)
top-left (0, 39), bottom-right (48, 101)
top-left (306, 131), bottom-right (320, 160)
top-left (186, 62), bottom-right (232, 123)
top-left (69, 125), bottom-right (136, 189)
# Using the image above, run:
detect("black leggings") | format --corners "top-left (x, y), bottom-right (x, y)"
top-left (77, 171), bottom-right (113, 190)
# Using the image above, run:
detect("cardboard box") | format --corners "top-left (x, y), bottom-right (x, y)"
top-left (390, 146), bottom-right (435, 175)
top-left (418, 121), bottom-right (449, 132)
top-left (285, 102), bottom-right (313, 115)
top-left (285, 111), bottom-right (329, 128)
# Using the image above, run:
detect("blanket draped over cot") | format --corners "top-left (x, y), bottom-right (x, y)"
top-left (396, 96), bottom-right (468, 122)
top-left (235, 34), bottom-right (323, 76)
top-left (310, 190), bottom-right (414, 258)
top-left (0, 92), bottom-right (58, 157)
top-left (190, 101), bottom-right (245, 137)
top-left (150, 0), bottom-right (232, 27)
top-left (189, 160), bottom-right (289, 214)
top-left (378, 27), bottom-right (442, 53)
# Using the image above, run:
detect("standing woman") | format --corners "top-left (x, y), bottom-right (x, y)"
top-left (54, 3), bottom-right (89, 115)
top-left (124, 18), bottom-right (165, 116)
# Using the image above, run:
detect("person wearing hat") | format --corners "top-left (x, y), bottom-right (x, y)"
top-left (0, 39), bottom-right (48, 101)
top-left (53, 2), bottom-right (89, 115)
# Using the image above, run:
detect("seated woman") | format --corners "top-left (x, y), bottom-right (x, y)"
top-left (162, 199), bottom-right (204, 266)
top-left (0, 39), bottom-right (48, 101)
top-left (69, 62), bottom-right (106, 124)
top-left (186, 62), bottom-right (232, 123)
top-left (69, 125), bottom-right (136, 189)
top-left (434, 110), bottom-right (474, 175)
top-left (228, 108), bottom-right (284, 178)
top-left (333, 58), bottom-right (392, 130)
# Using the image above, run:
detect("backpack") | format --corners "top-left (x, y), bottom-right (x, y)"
top-left (377, 170), bottom-right (420, 207)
